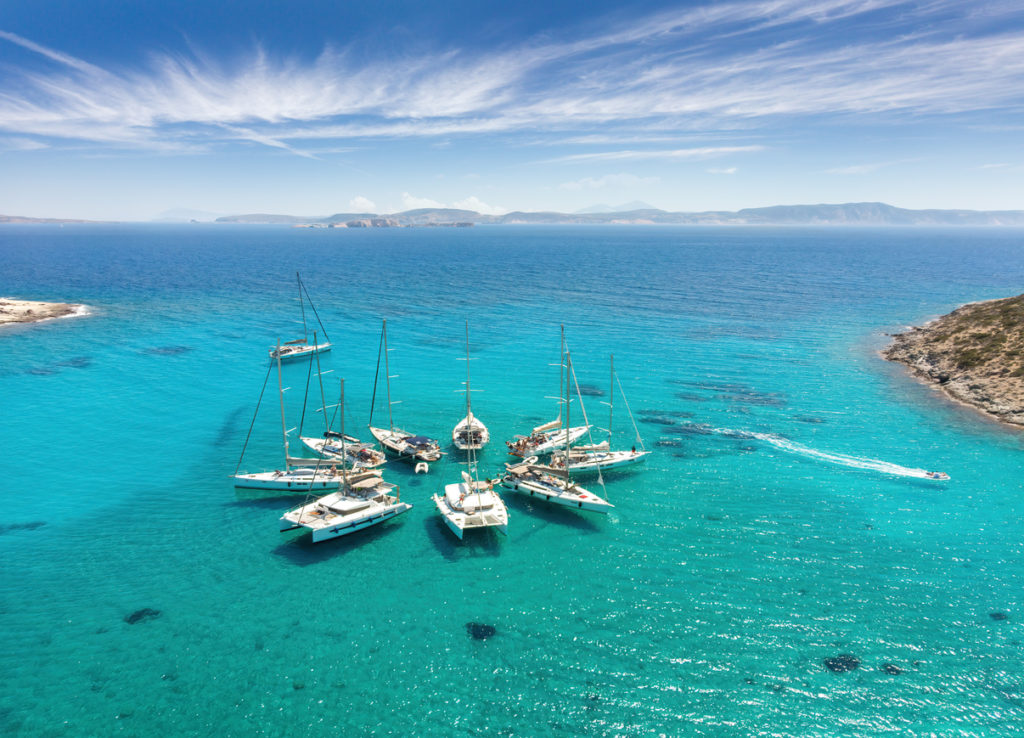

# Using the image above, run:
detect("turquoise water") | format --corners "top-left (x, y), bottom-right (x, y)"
top-left (2, 224), bottom-right (1024, 735)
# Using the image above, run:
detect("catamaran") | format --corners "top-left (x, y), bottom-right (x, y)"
top-left (502, 350), bottom-right (612, 513)
top-left (280, 378), bottom-right (411, 543)
top-left (549, 354), bottom-right (649, 474)
top-left (269, 272), bottom-right (332, 362)
top-left (452, 322), bottom-right (489, 451)
top-left (506, 326), bottom-right (588, 458)
top-left (367, 319), bottom-right (442, 466)
top-left (233, 340), bottom-right (348, 491)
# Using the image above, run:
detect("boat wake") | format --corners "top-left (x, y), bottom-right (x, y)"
top-left (710, 427), bottom-right (944, 480)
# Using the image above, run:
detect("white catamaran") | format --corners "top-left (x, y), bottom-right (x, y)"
top-left (549, 354), bottom-right (650, 475)
top-left (502, 350), bottom-right (612, 513)
top-left (269, 272), bottom-right (332, 362)
top-left (506, 326), bottom-right (589, 458)
top-left (280, 379), bottom-right (411, 543)
top-left (452, 321), bottom-right (489, 451)
top-left (368, 319), bottom-right (442, 466)
top-left (233, 341), bottom-right (349, 491)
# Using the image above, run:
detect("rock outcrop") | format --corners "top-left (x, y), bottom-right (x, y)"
top-left (884, 294), bottom-right (1024, 426)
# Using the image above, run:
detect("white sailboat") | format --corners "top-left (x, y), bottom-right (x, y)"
top-left (233, 340), bottom-right (348, 491)
top-left (280, 379), bottom-right (411, 543)
top-left (549, 354), bottom-right (650, 474)
top-left (269, 272), bottom-right (332, 362)
top-left (502, 350), bottom-right (612, 513)
top-left (297, 348), bottom-right (386, 468)
top-left (434, 353), bottom-right (508, 539)
top-left (505, 325), bottom-right (589, 458)
top-left (368, 319), bottom-right (442, 465)
top-left (452, 321), bottom-right (489, 451)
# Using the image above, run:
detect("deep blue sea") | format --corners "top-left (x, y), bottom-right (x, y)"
top-left (2, 224), bottom-right (1024, 736)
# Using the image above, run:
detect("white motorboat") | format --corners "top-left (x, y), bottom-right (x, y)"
top-left (434, 472), bottom-right (508, 539)
top-left (501, 457), bottom-right (613, 513)
top-left (452, 321), bottom-right (490, 451)
top-left (268, 272), bottom-right (332, 362)
top-left (549, 354), bottom-right (650, 474)
top-left (234, 340), bottom-right (345, 491)
top-left (280, 473), bottom-right (411, 543)
top-left (368, 319), bottom-right (442, 464)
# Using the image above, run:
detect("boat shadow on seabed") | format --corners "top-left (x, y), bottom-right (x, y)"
top-left (271, 517), bottom-right (406, 566)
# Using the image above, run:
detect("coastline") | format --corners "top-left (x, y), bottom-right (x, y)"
top-left (0, 298), bottom-right (89, 328)
top-left (883, 294), bottom-right (1024, 427)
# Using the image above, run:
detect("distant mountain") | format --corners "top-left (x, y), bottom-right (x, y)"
top-left (0, 214), bottom-right (101, 224)
top-left (576, 201), bottom-right (658, 214)
top-left (207, 202), bottom-right (1024, 226)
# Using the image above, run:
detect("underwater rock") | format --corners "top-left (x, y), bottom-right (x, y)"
top-left (0, 521), bottom-right (46, 535)
top-left (56, 356), bottom-right (92, 369)
top-left (576, 383), bottom-right (605, 397)
top-left (880, 663), bottom-right (902, 675)
top-left (292, 682), bottom-right (305, 690)
top-left (124, 608), bottom-right (161, 625)
top-left (27, 366), bottom-right (58, 376)
top-left (674, 392), bottom-right (709, 402)
top-left (823, 654), bottom-right (860, 673)
top-left (640, 415), bottom-right (677, 426)
top-left (990, 611), bottom-right (1010, 621)
top-left (795, 415), bottom-right (826, 424)
top-left (466, 622), bottom-right (497, 640)
top-left (655, 439), bottom-right (682, 447)
top-left (144, 345), bottom-right (193, 356)
top-left (668, 423), bottom-right (714, 436)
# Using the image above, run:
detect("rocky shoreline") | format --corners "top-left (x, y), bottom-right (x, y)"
top-left (884, 294), bottom-right (1024, 427)
top-left (0, 298), bottom-right (87, 327)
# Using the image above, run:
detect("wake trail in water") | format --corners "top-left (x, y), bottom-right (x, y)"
top-left (711, 427), bottom-right (944, 480)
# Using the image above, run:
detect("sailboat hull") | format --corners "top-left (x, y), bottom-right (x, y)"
top-left (502, 476), bottom-right (613, 513)
top-left (269, 342), bottom-right (333, 362)
top-left (232, 470), bottom-right (342, 491)
top-left (280, 497), bottom-right (412, 543)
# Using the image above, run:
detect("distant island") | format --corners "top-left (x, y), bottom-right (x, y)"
top-left (885, 294), bottom-right (1024, 426)
top-left (215, 202), bottom-right (1024, 227)
top-left (5, 202), bottom-right (1024, 227)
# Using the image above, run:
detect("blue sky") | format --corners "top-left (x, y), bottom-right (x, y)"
top-left (1, 0), bottom-right (1023, 219)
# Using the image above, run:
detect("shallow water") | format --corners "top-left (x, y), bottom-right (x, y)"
top-left (2, 224), bottom-right (1024, 735)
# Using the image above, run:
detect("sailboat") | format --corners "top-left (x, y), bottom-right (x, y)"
top-left (502, 350), bottom-right (612, 513)
top-left (269, 272), bottom-right (332, 362)
top-left (434, 348), bottom-right (508, 539)
top-left (505, 325), bottom-right (589, 458)
top-left (452, 322), bottom-right (489, 451)
top-left (233, 340), bottom-right (351, 491)
top-left (549, 354), bottom-right (649, 474)
top-left (298, 345), bottom-right (386, 469)
top-left (368, 319), bottom-right (442, 466)
top-left (280, 378), bottom-right (412, 543)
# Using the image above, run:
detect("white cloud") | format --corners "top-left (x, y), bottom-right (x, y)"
top-left (452, 196), bottom-right (507, 215)
top-left (826, 161), bottom-right (901, 174)
top-left (707, 167), bottom-right (737, 174)
top-left (400, 192), bottom-right (445, 210)
top-left (349, 196), bottom-right (376, 212)
top-left (0, 136), bottom-right (48, 152)
top-left (980, 162), bottom-right (1009, 169)
top-left (559, 173), bottom-right (660, 191)
top-left (0, 1), bottom-right (1022, 154)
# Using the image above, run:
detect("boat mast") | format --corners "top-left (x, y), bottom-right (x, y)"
top-left (312, 331), bottom-right (330, 434)
top-left (296, 271), bottom-right (309, 342)
top-left (564, 350), bottom-right (571, 475)
top-left (340, 378), bottom-right (348, 486)
top-left (609, 354), bottom-right (614, 443)
top-left (382, 319), bottom-right (394, 432)
top-left (464, 321), bottom-right (473, 421)
top-left (276, 339), bottom-right (289, 463)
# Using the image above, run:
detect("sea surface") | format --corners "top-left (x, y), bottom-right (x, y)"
top-left (2, 224), bottom-right (1024, 736)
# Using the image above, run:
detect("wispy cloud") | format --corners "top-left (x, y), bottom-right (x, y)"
top-left (826, 160), bottom-right (906, 174)
top-left (980, 162), bottom-right (1010, 169)
top-left (559, 173), bottom-right (660, 190)
top-left (0, 0), bottom-right (1022, 154)
top-left (398, 192), bottom-right (506, 214)
top-left (707, 167), bottom-right (737, 174)
top-left (349, 196), bottom-right (376, 211)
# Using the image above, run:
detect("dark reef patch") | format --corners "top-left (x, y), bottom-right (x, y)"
top-left (0, 521), bottom-right (46, 535)
top-left (880, 663), bottom-right (902, 675)
top-left (124, 608), bottom-right (161, 625)
top-left (667, 423), bottom-right (715, 436)
top-left (655, 438), bottom-right (683, 447)
top-left (144, 345), bottom-right (193, 356)
top-left (795, 415), bottom-right (826, 424)
top-left (990, 611), bottom-right (1010, 621)
top-left (824, 654), bottom-right (860, 673)
top-left (640, 415), bottom-right (678, 426)
top-left (466, 622), bottom-right (497, 640)
top-left (56, 356), bottom-right (92, 369)
top-left (674, 392), bottom-right (709, 402)
top-left (576, 383), bottom-right (605, 397)
top-left (27, 366), bottom-right (58, 376)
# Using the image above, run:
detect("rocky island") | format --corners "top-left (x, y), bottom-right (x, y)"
top-left (885, 294), bottom-right (1024, 426)
top-left (0, 298), bottom-right (87, 326)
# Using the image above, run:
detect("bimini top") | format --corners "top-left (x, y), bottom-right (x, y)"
top-left (406, 436), bottom-right (434, 446)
